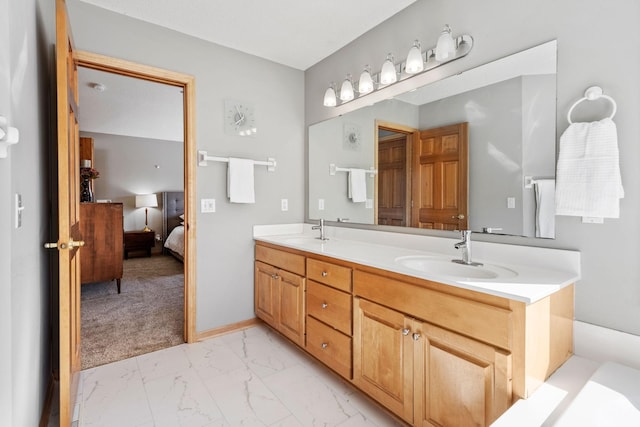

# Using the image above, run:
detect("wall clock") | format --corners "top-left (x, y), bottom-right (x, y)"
top-left (224, 99), bottom-right (257, 136)
top-left (343, 122), bottom-right (361, 151)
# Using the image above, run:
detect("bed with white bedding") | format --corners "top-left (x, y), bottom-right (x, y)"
top-left (162, 191), bottom-right (185, 261)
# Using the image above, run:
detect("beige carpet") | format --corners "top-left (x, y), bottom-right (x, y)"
top-left (81, 255), bottom-right (184, 369)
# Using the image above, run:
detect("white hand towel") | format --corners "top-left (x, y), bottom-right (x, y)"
top-left (227, 158), bottom-right (255, 203)
top-left (555, 118), bottom-right (624, 218)
top-left (535, 179), bottom-right (555, 238)
top-left (348, 169), bottom-right (367, 203)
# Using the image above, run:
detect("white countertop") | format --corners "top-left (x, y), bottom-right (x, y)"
top-left (253, 224), bottom-right (580, 304)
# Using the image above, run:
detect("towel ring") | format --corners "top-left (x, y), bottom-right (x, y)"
top-left (567, 86), bottom-right (617, 124)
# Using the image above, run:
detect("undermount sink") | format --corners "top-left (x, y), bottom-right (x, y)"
top-left (394, 255), bottom-right (518, 280)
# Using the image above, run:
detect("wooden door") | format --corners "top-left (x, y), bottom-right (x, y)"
top-left (411, 122), bottom-right (468, 230)
top-left (378, 133), bottom-right (409, 226)
top-left (415, 321), bottom-right (512, 427)
top-left (353, 297), bottom-right (414, 423)
top-left (254, 261), bottom-right (279, 329)
top-left (277, 269), bottom-right (305, 346)
top-left (54, 0), bottom-right (83, 424)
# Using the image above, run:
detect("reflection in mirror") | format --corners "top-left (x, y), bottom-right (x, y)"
top-left (309, 40), bottom-right (557, 238)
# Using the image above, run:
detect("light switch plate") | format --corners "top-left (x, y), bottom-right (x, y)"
top-left (507, 197), bottom-right (516, 209)
top-left (201, 198), bottom-right (215, 213)
top-left (281, 199), bottom-right (288, 211)
top-left (318, 199), bottom-right (325, 211)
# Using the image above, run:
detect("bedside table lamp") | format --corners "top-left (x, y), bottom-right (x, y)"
top-left (135, 193), bottom-right (158, 232)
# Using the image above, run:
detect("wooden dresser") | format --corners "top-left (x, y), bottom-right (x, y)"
top-left (80, 203), bottom-right (124, 293)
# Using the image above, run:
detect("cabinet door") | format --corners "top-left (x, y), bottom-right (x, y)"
top-left (415, 322), bottom-right (512, 427)
top-left (353, 297), bottom-right (414, 423)
top-left (254, 261), bottom-right (279, 329)
top-left (278, 269), bottom-right (306, 347)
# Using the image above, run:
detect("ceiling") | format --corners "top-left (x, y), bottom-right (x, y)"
top-left (77, 0), bottom-right (418, 70)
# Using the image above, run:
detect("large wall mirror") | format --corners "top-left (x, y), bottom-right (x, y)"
top-left (308, 40), bottom-right (557, 239)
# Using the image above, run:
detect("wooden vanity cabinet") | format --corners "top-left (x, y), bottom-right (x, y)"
top-left (254, 245), bottom-right (306, 347)
top-left (353, 296), bottom-right (511, 426)
top-left (305, 258), bottom-right (353, 379)
top-left (254, 241), bottom-right (574, 427)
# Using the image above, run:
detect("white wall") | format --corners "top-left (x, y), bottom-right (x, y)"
top-left (305, 0), bottom-right (640, 336)
top-left (1, 0), bottom-right (55, 425)
top-left (67, 0), bottom-right (306, 332)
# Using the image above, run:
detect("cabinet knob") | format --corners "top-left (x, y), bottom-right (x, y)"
top-left (321, 271), bottom-right (328, 277)
top-left (321, 303), bottom-right (328, 309)
top-left (321, 343), bottom-right (328, 349)
top-left (401, 328), bottom-right (410, 336)
top-left (412, 333), bottom-right (421, 341)
top-left (271, 274), bottom-right (279, 279)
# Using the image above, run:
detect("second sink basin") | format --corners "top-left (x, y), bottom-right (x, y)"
top-left (395, 255), bottom-right (518, 280)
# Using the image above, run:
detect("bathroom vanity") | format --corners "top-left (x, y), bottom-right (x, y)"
top-left (254, 225), bottom-right (579, 426)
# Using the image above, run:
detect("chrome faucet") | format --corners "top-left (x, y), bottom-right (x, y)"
top-left (312, 219), bottom-right (328, 241)
top-left (453, 230), bottom-right (482, 266)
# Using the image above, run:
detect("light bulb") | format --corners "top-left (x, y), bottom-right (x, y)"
top-left (380, 54), bottom-right (397, 85)
top-left (358, 66), bottom-right (374, 94)
top-left (323, 83), bottom-right (337, 107)
top-left (405, 40), bottom-right (424, 74)
top-left (435, 24), bottom-right (456, 62)
top-left (339, 74), bottom-right (354, 102)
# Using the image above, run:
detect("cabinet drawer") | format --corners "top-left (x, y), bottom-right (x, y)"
top-left (307, 280), bottom-right (352, 335)
top-left (306, 316), bottom-right (352, 379)
top-left (255, 244), bottom-right (305, 276)
top-left (307, 258), bottom-right (352, 292)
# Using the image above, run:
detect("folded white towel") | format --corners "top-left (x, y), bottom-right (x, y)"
top-left (535, 179), bottom-right (555, 238)
top-left (348, 169), bottom-right (367, 203)
top-left (227, 158), bottom-right (255, 204)
top-left (555, 118), bottom-right (624, 218)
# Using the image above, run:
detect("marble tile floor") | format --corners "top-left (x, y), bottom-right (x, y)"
top-left (73, 324), bottom-right (403, 427)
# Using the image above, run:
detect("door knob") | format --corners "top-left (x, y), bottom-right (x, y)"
top-left (451, 214), bottom-right (465, 220)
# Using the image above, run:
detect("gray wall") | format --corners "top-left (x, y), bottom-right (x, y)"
top-left (1, 0), bottom-right (55, 425)
top-left (67, 0), bottom-right (305, 332)
top-left (305, 0), bottom-right (640, 336)
top-left (82, 132), bottom-right (183, 246)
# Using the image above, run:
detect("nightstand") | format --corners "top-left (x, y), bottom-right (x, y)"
top-left (123, 230), bottom-right (155, 259)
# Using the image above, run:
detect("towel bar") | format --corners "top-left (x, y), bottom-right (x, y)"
top-left (198, 150), bottom-right (276, 172)
top-left (329, 163), bottom-right (377, 176)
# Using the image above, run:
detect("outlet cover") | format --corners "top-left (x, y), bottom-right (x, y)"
top-left (318, 199), bottom-right (325, 211)
top-left (507, 197), bottom-right (516, 209)
top-left (281, 199), bottom-right (288, 211)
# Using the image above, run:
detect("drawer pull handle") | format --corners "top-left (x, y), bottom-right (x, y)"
top-left (412, 333), bottom-right (421, 341)
top-left (321, 271), bottom-right (328, 277)
top-left (401, 328), bottom-right (410, 336)
top-left (321, 303), bottom-right (328, 309)
top-left (321, 343), bottom-right (328, 349)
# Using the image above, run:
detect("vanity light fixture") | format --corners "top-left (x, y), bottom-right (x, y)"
top-left (405, 40), bottom-right (424, 74)
top-left (322, 25), bottom-right (473, 107)
top-left (323, 82), bottom-right (337, 107)
top-left (380, 53), bottom-right (398, 85)
top-left (339, 74), bottom-right (355, 102)
top-left (435, 24), bottom-right (456, 61)
top-left (358, 65), bottom-right (374, 94)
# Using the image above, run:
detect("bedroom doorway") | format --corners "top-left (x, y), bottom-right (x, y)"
top-left (75, 51), bottom-right (196, 361)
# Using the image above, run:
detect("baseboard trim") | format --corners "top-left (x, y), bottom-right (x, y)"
top-left (39, 373), bottom-right (56, 427)
top-left (574, 320), bottom-right (640, 370)
top-left (195, 318), bottom-right (261, 341)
